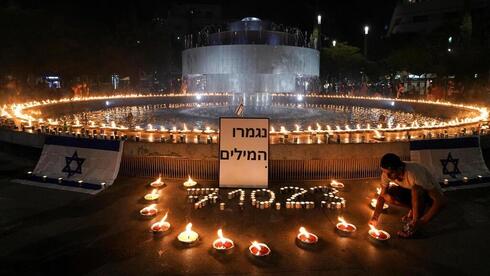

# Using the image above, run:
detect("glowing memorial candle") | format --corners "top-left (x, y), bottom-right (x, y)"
top-left (144, 189), bottom-right (160, 201)
top-left (370, 198), bottom-right (388, 210)
top-left (336, 216), bottom-right (357, 233)
top-left (183, 175), bottom-right (197, 187)
top-left (212, 229), bottom-right (234, 250)
top-left (139, 204), bottom-right (158, 216)
top-left (178, 223), bottom-right (199, 243)
top-left (151, 212), bottom-right (171, 233)
top-left (150, 175), bottom-right (164, 188)
top-left (249, 241), bottom-right (271, 256)
top-left (297, 227), bottom-right (319, 244)
top-left (368, 224), bottom-right (390, 241)
top-left (330, 180), bottom-right (344, 189)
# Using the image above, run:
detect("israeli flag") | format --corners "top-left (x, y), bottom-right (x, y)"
top-left (32, 136), bottom-right (123, 189)
top-left (410, 136), bottom-right (490, 184)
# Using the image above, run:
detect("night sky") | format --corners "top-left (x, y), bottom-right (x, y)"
top-left (2, 0), bottom-right (396, 46)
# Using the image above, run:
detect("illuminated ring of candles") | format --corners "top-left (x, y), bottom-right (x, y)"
top-left (6, 94), bottom-right (488, 143)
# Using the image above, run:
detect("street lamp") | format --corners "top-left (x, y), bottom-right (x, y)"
top-left (317, 14), bottom-right (322, 25)
top-left (332, 40), bottom-right (337, 47)
top-left (363, 25), bottom-right (369, 58)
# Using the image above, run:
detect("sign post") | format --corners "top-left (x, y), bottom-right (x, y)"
top-left (219, 117), bottom-right (269, 188)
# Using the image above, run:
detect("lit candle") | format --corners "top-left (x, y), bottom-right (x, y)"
top-left (370, 198), bottom-right (388, 210)
top-left (177, 223), bottom-right (199, 243)
top-left (330, 180), bottom-right (344, 189)
top-left (336, 216), bottom-right (357, 233)
top-left (249, 241), bottom-right (271, 257)
top-left (150, 175), bottom-right (164, 188)
top-left (183, 175), bottom-right (197, 187)
top-left (144, 189), bottom-right (160, 201)
top-left (140, 204), bottom-right (158, 216)
top-left (297, 227), bottom-right (319, 244)
top-left (151, 212), bottom-right (171, 233)
top-left (212, 229), bottom-right (234, 250)
top-left (368, 224), bottom-right (390, 241)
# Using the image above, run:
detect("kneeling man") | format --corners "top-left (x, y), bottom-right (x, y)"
top-left (370, 153), bottom-right (447, 237)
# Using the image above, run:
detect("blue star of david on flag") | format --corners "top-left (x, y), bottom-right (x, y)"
top-left (440, 152), bottom-right (461, 178)
top-left (62, 151), bottom-right (85, 177)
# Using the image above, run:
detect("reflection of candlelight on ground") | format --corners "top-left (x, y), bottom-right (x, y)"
top-left (177, 223), bottom-right (199, 243)
top-left (212, 229), bottom-right (234, 250)
top-left (330, 180), bottom-right (344, 189)
top-left (368, 224), bottom-right (390, 241)
top-left (144, 189), bottom-right (160, 201)
top-left (140, 204), bottom-right (158, 216)
top-left (151, 212), bottom-right (170, 233)
top-left (150, 175), bottom-right (164, 187)
top-left (336, 216), bottom-right (357, 233)
top-left (183, 175), bottom-right (197, 187)
top-left (370, 198), bottom-right (388, 210)
top-left (249, 241), bottom-right (271, 256)
top-left (297, 227), bottom-right (318, 244)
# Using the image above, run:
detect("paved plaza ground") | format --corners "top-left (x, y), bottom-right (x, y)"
top-left (1, 143), bottom-right (490, 275)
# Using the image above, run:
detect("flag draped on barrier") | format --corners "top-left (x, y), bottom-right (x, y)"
top-left (410, 136), bottom-right (490, 185)
top-left (31, 136), bottom-right (124, 190)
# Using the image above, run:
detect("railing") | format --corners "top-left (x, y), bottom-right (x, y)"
top-left (119, 155), bottom-right (410, 180)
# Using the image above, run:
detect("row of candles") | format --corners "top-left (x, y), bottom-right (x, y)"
top-left (139, 175), bottom-right (391, 257)
top-left (3, 93), bottom-right (487, 142)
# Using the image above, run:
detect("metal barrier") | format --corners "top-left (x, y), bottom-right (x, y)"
top-left (119, 156), bottom-right (410, 180)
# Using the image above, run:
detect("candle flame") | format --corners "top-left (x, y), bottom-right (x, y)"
top-left (251, 241), bottom-right (261, 252)
top-left (217, 229), bottom-right (224, 239)
top-left (151, 189), bottom-right (158, 195)
top-left (185, 223), bottom-right (193, 232)
top-left (338, 216), bottom-right (347, 225)
top-left (369, 224), bottom-right (380, 236)
top-left (160, 212), bottom-right (168, 223)
top-left (299, 227), bottom-right (310, 238)
top-left (376, 187), bottom-right (381, 195)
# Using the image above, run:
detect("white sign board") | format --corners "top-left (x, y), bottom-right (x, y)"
top-left (219, 117), bottom-right (269, 188)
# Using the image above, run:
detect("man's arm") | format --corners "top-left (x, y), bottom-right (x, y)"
top-left (369, 186), bottom-right (388, 225)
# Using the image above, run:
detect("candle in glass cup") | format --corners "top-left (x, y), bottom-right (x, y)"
top-left (249, 241), bottom-right (271, 256)
top-left (183, 175), bottom-right (197, 187)
top-left (368, 224), bottom-right (390, 241)
top-left (178, 223), bottom-right (199, 243)
top-left (151, 212), bottom-right (171, 233)
top-left (150, 175), bottom-right (164, 188)
top-left (335, 216), bottom-right (357, 233)
top-left (297, 227), bottom-right (319, 244)
top-left (212, 229), bottom-right (234, 250)
top-left (144, 189), bottom-right (160, 201)
top-left (140, 204), bottom-right (158, 216)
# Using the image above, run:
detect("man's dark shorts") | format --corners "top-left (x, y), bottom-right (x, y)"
top-left (386, 185), bottom-right (433, 209)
